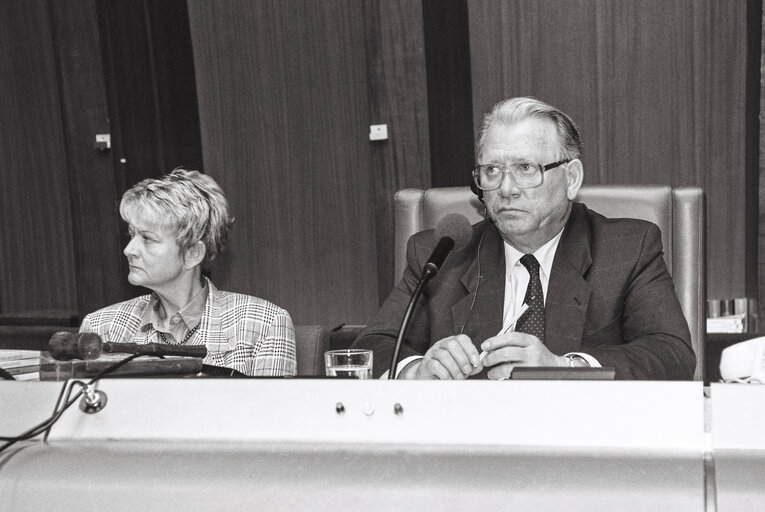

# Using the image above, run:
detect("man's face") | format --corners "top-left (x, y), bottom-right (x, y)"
top-left (479, 118), bottom-right (580, 250)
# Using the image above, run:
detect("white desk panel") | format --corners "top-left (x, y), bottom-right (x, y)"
top-left (13, 379), bottom-right (707, 450)
top-left (709, 383), bottom-right (765, 512)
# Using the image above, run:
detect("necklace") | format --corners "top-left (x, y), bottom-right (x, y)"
top-left (158, 323), bottom-right (200, 345)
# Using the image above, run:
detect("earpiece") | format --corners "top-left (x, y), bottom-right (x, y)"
top-left (470, 179), bottom-right (484, 202)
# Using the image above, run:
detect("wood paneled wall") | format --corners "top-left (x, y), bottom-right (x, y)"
top-left (50, 0), bottom-right (125, 318)
top-left (0, 0), bottom-right (206, 321)
top-left (1, 0), bottom-right (762, 332)
top-left (422, 0), bottom-right (474, 188)
top-left (468, 0), bottom-right (753, 303)
top-left (0, 1), bottom-right (77, 312)
top-left (758, 0), bottom-right (765, 328)
top-left (362, 0), bottom-right (431, 301)
top-left (188, 0), bottom-right (431, 326)
top-left (96, 0), bottom-right (204, 301)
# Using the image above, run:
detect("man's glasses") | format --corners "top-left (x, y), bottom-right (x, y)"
top-left (472, 160), bottom-right (570, 190)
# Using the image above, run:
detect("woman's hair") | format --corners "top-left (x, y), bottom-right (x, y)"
top-left (120, 168), bottom-right (234, 269)
top-left (476, 96), bottom-right (583, 162)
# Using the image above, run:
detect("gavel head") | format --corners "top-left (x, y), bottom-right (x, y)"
top-left (48, 331), bottom-right (103, 361)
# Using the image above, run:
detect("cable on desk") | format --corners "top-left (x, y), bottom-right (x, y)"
top-left (0, 353), bottom-right (143, 454)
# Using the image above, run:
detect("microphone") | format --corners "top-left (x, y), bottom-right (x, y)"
top-left (48, 331), bottom-right (208, 361)
top-left (422, 213), bottom-right (473, 279)
top-left (388, 214), bottom-right (472, 379)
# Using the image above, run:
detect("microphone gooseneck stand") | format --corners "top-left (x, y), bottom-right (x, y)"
top-left (388, 261), bottom-right (442, 380)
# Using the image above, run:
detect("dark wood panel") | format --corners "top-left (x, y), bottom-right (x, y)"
top-left (752, 0), bottom-right (763, 330)
top-left (188, 0), bottom-right (381, 326)
top-left (95, 0), bottom-right (203, 187)
top-left (423, 0), bottom-right (474, 189)
top-left (468, 0), bottom-right (751, 301)
top-left (362, 0), bottom-right (431, 299)
top-left (698, 0), bottom-right (750, 302)
top-left (95, 0), bottom-right (205, 302)
top-left (0, 1), bottom-right (77, 312)
top-left (49, 0), bottom-right (126, 318)
top-left (95, 0), bottom-right (160, 189)
top-left (145, 0), bottom-right (204, 174)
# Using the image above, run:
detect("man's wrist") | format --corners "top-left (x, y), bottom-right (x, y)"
top-left (564, 354), bottom-right (590, 368)
top-left (398, 359), bottom-right (421, 379)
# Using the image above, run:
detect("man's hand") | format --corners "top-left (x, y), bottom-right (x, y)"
top-left (400, 334), bottom-right (482, 379)
top-left (480, 332), bottom-right (568, 380)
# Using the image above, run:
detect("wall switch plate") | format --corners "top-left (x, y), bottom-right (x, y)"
top-left (95, 133), bottom-right (111, 150)
top-left (369, 124), bottom-right (388, 141)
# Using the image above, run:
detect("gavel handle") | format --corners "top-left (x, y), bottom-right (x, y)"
top-left (103, 342), bottom-right (207, 358)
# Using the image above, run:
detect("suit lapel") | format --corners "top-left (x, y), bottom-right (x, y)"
top-left (545, 203), bottom-right (593, 355)
top-left (452, 221), bottom-right (505, 349)
top-left (448, 206), bottom-right (595, 356)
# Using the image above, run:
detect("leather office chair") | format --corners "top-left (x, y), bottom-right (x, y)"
top-left (394, 185), bottom-right (706, 380)
top-left (294, 324), bottom-right (330, 376)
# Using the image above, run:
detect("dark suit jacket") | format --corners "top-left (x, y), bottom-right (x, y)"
top-left (354, 202), bottom-right (695, 380)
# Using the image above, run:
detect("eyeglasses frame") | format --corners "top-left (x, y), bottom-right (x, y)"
top-left (471, 159), bottom-right (571, 191)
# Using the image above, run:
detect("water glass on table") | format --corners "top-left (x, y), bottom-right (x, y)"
top-left (324, 349), bottom-right (373, 379)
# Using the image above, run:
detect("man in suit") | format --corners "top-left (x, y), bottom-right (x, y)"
top-left (353, 97), bottom-right (695, 380)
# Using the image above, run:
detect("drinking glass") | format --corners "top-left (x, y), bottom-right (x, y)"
top-left (324, 349), bottom-right (373, 379)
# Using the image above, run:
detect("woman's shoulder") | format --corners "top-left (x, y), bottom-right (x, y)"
top-left (211, 287), bottom-right (291, 321)
top-left (81, 295), bottom-right (152, 328)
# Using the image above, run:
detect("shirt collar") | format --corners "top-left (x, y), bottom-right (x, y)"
top-left (138, 279), bottom-right (209, 332)
top-left (503, 228), bottom-right (565, 282)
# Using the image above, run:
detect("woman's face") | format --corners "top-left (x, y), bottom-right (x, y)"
top-left (123, 215), bottom-right (187, 291)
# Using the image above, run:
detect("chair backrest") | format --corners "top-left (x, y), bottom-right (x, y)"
top-left (294, 324), bottom-right (329, 376)
top-left (394, 185), bottom-right (706, 380)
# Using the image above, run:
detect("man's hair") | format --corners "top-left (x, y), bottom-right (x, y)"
top-left (119, 168), bottom-right (234, 269)
top-left (476, 97), bottom-right (583, 162)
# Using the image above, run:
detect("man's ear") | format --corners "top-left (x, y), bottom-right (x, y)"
top-left (184, 241), bottom-right (206, 270)
top-left (565, 159), bottom-right (584, 200)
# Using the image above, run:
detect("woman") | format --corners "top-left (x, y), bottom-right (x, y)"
top-left (80, 168), bottom-right (296, 376)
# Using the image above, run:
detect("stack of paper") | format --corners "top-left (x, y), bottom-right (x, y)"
top-left (706, 313), bottom-right (747, 333)
top-left (0, 350), bottom-right (41, 381)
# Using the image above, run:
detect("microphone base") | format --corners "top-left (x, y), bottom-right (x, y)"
top-left (79, 390), bottom-right (108, 414)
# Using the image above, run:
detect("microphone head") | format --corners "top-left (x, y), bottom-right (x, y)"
top-left (48, 331), bottom-right (77, 361)
top-left (48, 331), bottom-right (103, 361)
top-left (434, 213), bottom-right (472, 251)
top-left (76, 332), bottom-right (104, 360)
top-left (424, 214), bottom-right (473, 274)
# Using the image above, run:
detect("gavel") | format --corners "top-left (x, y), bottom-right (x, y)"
top-left (48, 331), bottom-right (207, 361)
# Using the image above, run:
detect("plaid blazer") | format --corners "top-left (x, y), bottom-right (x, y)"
top-left (80, 278), bottom-right (296, 376)
top-left (355, 202), bottom-right (695, 380)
